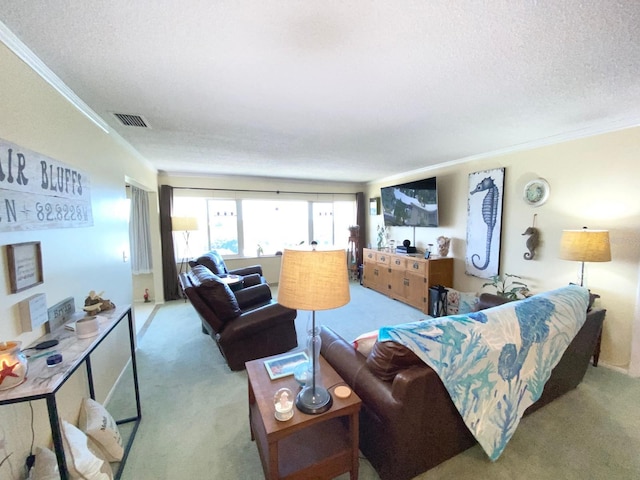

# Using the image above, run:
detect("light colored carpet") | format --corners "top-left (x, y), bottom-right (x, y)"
top-left (109, 283), bottom-right (640, 479)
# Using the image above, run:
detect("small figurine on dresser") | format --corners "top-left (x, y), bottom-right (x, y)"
top-left (83, 290), bottom-right (116, 314)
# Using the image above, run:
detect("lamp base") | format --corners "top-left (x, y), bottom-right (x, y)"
top-left (295, 385), bottom-right (333, 415)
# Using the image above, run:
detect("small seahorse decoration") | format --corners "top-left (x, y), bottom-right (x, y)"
top-left (470, 176), bottom-right (499, 270)
top-left (522, 226), bottom-right (539, 260)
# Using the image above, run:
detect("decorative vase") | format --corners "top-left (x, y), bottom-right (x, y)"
top-left (0, 341), bottom-right (28, 390)
top-left (437, 236), bottom-right (451, 257)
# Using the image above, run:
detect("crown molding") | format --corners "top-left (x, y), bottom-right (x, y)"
top-left (0, 19), bottom-right (110, 133)
top-left (371, 119), bottom-right (640, 186)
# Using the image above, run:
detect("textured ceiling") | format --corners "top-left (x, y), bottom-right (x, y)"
top-left (1, 1), bottom-right (639, 183)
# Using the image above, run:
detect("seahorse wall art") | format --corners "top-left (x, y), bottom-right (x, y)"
top-left (466, 167), bottom-right (505, 277)
top-left (470, 176), bottom-right (499, 270)
top-left (522, 226), bottom-right (539, 260)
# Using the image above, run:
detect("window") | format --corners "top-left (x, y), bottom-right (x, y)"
top-left (207, 200), bottom-right (238, 255)
top-left (242, 200), bottom-right (308, 256)
top-left (172, 193), bottom-right (356, 260)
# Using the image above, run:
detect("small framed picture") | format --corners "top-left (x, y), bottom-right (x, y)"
top-left (264, 351), bottom-right (309, 380)
top-left (6, 241), bottom-right (44, 293)
top-left (369, 197), bottom-right (381, 216)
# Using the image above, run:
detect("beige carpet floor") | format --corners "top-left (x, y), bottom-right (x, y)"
top-left (108, 282), bottom-right (640, 479)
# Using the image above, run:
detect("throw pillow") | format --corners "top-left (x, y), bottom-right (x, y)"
top-left (366, 341), bottom-right (423, 381)
top-left (459, 292), bottom-right (479, 314)
top-left (78, 398), bottom-right (124, 462)
top-left (446, 289), bottom-right (479, 315)
top-left (446, 288), bottom-right (461, 315)
top-left (61, 420), bottom-right (112, 480)
top-left (189, 265), bottom-right (241, 322)
top-left (32, 446), bottom-right (60, 480)
top-left (352, 330), bottom-right (379, 357)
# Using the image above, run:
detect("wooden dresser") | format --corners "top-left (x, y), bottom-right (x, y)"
top-left (362, 248), bottom-right (453, 313)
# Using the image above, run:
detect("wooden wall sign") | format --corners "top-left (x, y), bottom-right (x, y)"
top-left (19, 292), bottom-right (48, 332)
top-left (0, 138), bottom-right (93, 232)
top-left (46, 296), bottom-right (77, 333)
top-left (6, 241), bottom-right (44, 293)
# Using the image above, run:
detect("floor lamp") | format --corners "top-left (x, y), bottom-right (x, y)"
top-left (559, 227), bottom-right (611, 287)
top-left (277, 247), bottom-right (350, 414)
top-left (172, 216), bottom-right (199, 273)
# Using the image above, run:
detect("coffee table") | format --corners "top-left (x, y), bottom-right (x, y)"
top-left (246, 353), bottom-right (361, 480)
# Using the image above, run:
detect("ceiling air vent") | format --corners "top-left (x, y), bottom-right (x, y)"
top-left (113, 113), bottom-right (149, 128)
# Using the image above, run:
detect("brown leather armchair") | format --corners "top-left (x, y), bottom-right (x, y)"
top-left (180, 265), bottom-right (297, 370)
top-left (189, 250), bottom-right (266, 288)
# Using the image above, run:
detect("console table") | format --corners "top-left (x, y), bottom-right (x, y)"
top-left (0, 306), bottom-right (141, 480)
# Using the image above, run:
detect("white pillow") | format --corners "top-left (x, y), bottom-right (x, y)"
top-left (32, 446), bottom-right (60, 480)
top-left (61, 420), bottom-right (111, 480)
top-left (352, 330), bottom-right (379, 357)
top-left (78, 398), bottom-right (124, 462)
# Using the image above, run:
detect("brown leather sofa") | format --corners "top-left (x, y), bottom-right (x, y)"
top-left (320, 293), bottom-right (606, 480)
top-left (180, 265), bottom-right (297, 370)
top-left (189, 250), bottom-right (266, 287)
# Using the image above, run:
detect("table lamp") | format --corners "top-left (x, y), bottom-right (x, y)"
top-left (559, 227), bottom-right (611, 286)
top-left (278, 248), bottom-right (350, 414)
top-left (171, 216), bottom-right (199, 273)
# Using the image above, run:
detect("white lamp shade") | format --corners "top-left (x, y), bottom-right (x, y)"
top-left (172, 216), bottom-right (199, 232)
top-left (559, 229), bottom-right (611, 262)
top-left (278, 248), bottom-right (350, 311)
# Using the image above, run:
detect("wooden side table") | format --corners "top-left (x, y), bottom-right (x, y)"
top-left (246, 354), bottom-right (361, 480)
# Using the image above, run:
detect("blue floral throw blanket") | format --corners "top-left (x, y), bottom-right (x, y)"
top-left (378, 285), bottom-right (589, 460)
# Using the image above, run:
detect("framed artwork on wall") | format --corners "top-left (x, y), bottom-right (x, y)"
top-left (465, 168), bottom-right (505, 279)
top-left (6, 241), bottom-right (44, 293)
top-left (369, 197), bottom-right (381, 215)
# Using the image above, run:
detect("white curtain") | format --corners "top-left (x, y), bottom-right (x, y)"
top-left (129, 186), bottom-right (153, 274)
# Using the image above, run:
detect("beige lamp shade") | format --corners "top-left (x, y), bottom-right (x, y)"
top-left (278, 248), bottom-right (350, 311)
top-left (172, 216), bottom-right (199, 232)
top-left (559, 229), bottom-right (611, 262)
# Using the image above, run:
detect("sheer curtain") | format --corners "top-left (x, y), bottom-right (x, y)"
top-left (129, 186), bottom-right (153, 274)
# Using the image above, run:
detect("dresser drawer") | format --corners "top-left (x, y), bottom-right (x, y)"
top-left (376, 252), bottom-right (391, 265)
top-left (389, 256), bottom-right (407, 270)
top-left (364, 250), bottom-right (376, 262)
top-left (407, 258), bottom-right (426, 275)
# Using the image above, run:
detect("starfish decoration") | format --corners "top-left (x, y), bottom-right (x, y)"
top-left (0, 360), bottom-right (20, 386)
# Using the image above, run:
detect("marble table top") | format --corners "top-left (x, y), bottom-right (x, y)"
top-left (0, 305), bottom-right (131, 403)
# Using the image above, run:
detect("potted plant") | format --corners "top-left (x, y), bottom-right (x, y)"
top-left (482, 273), bottom-right (530, 300)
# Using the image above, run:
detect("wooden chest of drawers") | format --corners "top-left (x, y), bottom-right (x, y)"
top-left (362, 248), bottom-right (453, 313)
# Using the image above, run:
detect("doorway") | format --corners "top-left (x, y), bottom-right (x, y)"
top-left (126, 180), bottom-right (163, 335)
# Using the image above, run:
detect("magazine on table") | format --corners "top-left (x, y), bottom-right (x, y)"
top-left (264, 351), bottom-right (309, 380)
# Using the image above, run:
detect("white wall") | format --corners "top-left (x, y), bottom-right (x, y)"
top-left (366, 127), bottom-right (640, 371)
top-left (630, 265), bottom-right (640, 377)
top-left (0, 43), bottom-right (158, 479)
top-left (225, 255), bottom-right (283, 284)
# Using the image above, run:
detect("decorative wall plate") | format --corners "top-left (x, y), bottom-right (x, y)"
top-left (523, 178), bottom-right (550, 206)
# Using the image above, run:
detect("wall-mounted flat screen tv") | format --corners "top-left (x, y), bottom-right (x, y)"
top-left (381, 177), bottom-right (438, 227)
